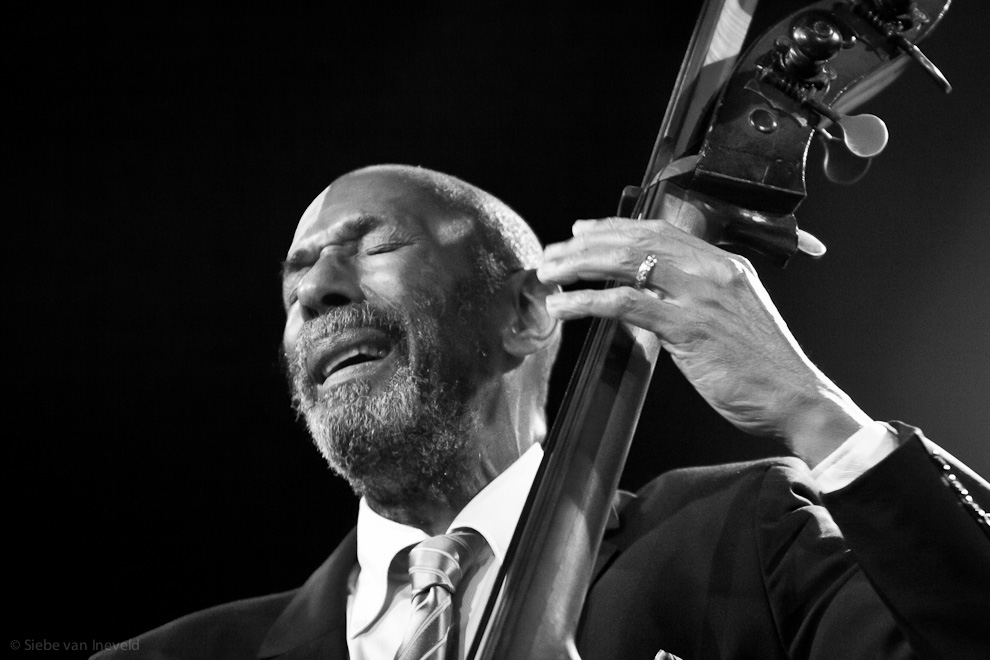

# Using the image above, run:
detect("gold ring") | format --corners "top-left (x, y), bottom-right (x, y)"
top-left (635, 254), bottom-right (658, 289)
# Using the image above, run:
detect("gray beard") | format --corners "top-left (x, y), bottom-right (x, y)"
top-left (286, 297), bottom-right (485, 509)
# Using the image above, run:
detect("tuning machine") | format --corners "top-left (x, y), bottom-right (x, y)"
top-left (807, 95), bottom-right (888, 184)
top-left (750, 10), bottom-right (888, 183)
top-left (771, 11), bottom-right (850, 89)
top-left (757, 79), bottom-right (888, 184)
top-left (850, 0), bottom-right (952, 93)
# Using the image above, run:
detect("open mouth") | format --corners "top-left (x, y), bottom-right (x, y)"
top-left (308, 329), bottom-right (396, 387)
top-left (321, 344), bottom-right (390, 380)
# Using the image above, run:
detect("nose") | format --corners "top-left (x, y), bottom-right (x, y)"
top-left (294, 250), bottom-right (365, 321)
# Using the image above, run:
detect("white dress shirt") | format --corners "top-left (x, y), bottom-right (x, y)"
top-left (346, 445), bottom-right (543, 660)
top-left (810, 420), bottom-right (899, 492)
top-left (345, 422), bottom-right (898, 659)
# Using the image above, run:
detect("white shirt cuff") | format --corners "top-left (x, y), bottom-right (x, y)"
top-left (811, 421), bottom-right (899, 493)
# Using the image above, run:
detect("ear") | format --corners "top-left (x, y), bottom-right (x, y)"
top-left (501, 269), bottom-right (560, 358)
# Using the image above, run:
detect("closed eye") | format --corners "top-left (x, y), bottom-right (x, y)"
top-left (366, 242), bottom-right (408, 255)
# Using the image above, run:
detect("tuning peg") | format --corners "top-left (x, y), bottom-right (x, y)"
top-left (833, 112), bottom-right (888, 158)
top-left (804, 96), bottom-right (889, 158)
top-left (757, 67), bottom-right (890, 159)
top-left (797, 229), bottom-right (827, 257)
top-left (817, 129), bottom-right (873, 184)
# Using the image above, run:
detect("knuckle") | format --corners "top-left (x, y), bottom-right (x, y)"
top-left (615, 287), bottom-right (640, 312)
top-left (722, 254), bottom-right (756, 287)
top-left (575, 289), bottom-right (596, 307)
top-left (567, 289), bottom-right (586, 305)
top-left (635, 229), bottom-right (661, 255)
top-left (561, 250), bottom-right (582, 269)
top-left (617, 244), bottom-right (639, 268)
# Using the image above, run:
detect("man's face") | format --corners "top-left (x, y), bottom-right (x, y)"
top-left (281, 170), bottom-right (498, 507)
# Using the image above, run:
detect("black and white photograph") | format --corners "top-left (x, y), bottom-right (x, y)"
top-left (15, 2), bottom-right (989, 659)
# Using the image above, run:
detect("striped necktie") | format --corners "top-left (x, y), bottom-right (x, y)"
top-left (393, 529), bottom-right (486, 660)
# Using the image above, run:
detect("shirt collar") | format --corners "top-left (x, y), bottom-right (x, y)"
top-left (350, 443), bottom-right (543, 632)
top-left (447, 442), bottom-right (543, 563)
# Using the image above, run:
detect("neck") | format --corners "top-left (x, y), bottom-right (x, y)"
top-left (362, 436), bottom-right (506, 536)
top-left (365, 498), bottom-right (462, 537)
top-left (368, 382), bottom-right (540, 536)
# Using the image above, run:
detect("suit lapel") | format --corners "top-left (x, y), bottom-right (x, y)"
top-left (255, 489), bottom-right (636, 659)
top-left (258, 529), bottom-right (357, 660)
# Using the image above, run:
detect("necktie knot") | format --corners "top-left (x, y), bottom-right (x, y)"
top-left (407, 529), bottom-right (486, 594)
top-left (394, 528), bottom-right (486, 660)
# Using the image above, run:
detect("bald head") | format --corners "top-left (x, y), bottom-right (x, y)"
top-left (296, 164), bottom-right (544, 294)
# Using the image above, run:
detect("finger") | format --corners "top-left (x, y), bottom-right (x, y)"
top-left (571, 217), bottom-right (660, 236)
top-left (542, 246), bottom-right (677, 290)
top-left (545, 286), bottom-right (684, 337)
top-left (539, 243), bottom-right (644, 285)
top-left (565, 217), bottom-right (716, 263)
top-left (542, 230), bottom-right (637, 262)
top-left (546, 225), bottom-right (715, 282)
top-left (542, 221), bottom-right (673, 266)
top-left (573, 217), bottom-right (727, 260)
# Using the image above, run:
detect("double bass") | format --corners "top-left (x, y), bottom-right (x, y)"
top-left (464, 1), bottom-right (970, 658)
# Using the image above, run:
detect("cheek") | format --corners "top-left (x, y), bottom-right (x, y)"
top-left (360, 254), bottom-right (459, 304)
top-left (283, 311), bottom-right (304, 353)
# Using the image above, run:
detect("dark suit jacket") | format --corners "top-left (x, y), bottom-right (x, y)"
top-left (94, 424), bottom-right (989, 660)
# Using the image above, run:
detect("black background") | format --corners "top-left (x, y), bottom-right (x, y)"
top-left (14, 1), bottom-right (989, 653)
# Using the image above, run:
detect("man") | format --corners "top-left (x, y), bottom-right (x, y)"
top-left (96, 165), bottom-right (988, 660)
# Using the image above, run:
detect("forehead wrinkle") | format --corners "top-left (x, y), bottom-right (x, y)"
top-left (289, 172), bottom-right (479, 263)
top-left (287, 213), bottom-right (389, 260)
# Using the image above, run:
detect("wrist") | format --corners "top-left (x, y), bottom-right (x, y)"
top-left (782, 386), bottom-right (873, 469)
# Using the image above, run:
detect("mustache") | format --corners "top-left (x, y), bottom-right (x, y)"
top-left (295, 301), bottom-right (406, 347)
top-left (283, 301), bottom-right (409, 396)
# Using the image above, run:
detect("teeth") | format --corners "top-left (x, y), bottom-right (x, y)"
top-left (321, 344), bottom-right (388, 378)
